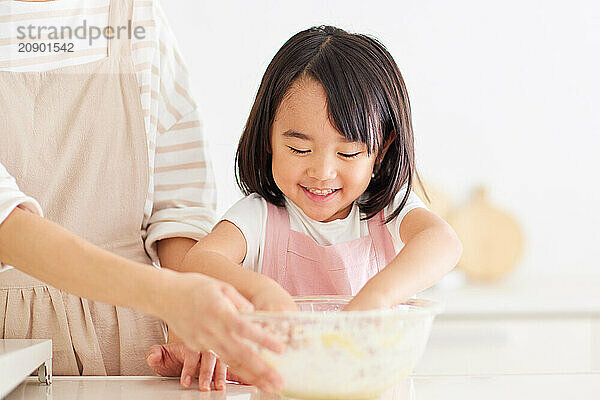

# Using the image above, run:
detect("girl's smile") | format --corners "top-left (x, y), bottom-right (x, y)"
top-left (270, 77), bottom-right (377, 222)
top-left (300, 185), bottom-right (340, 202)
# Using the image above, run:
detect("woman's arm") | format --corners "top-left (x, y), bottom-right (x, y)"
top-left (0, 207), bottom-right (164, 313)
top-left (345, 208), bottom-right (462, 310)
top-left (0, 207), bottom-right (284, 391)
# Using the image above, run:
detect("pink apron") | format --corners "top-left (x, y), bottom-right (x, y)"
top-left (0, 0), bottom-right (165, 375)
top-left (261, 202), bottom-right (396, 296)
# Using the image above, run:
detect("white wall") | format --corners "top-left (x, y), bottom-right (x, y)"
top-left (161, 0), bottom-right (600, 278)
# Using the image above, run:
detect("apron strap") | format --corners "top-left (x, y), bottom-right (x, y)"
top-left (262, 202), bottom-right (290, 277)
top-left (107, 0), bottom-right (135, 58)
top-left (366, 211), bottom-right (396, 272)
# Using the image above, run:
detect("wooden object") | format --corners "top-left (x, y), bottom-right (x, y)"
top-left (448, 187), bottom-right (523, 281)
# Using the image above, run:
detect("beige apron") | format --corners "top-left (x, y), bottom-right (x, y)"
top-left (0, 0), bottom-right (166, 375)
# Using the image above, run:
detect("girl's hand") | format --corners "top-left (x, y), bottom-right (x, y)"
top-left (250, 282), bottom-right (298, 311)
top-left (343, 289), bottom-right (390, 311)
top-left (153, 269), bottom-right (283, 392)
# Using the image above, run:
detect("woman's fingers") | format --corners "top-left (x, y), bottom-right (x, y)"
top-left (216, 293), bottom-right (282, 354)
top-left (221, 284), bottom-right (254, 312)
top-left (213, 332), bottom-right (282, 393)
top-left (213, 359), bottom-right (228, 391)
top-left (145, 343), bottom-right (185, 377)
top-left (204, 301), bottom-right (284, 392)
top-left (180, 350), bottom-right (201, 389)
top-left (144, 344), bottom-right (166, 375)
top-left (225, 368), bottom-right (245, 384)
top-left (197, 351), bottom-right (217, 391)
top-left (230, 311), bottom-right (283, 354)
top-left (164, 274), bottom-right (284, 392)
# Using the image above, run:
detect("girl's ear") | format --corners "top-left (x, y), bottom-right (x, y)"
top-left (376, 131), bottom-right (397, 164)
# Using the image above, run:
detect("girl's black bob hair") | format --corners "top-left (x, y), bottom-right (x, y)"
top-left (236, 25), bottom-right (426, 222)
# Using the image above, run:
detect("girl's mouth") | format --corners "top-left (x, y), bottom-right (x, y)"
top-left (300, 186), bottom-right (340, 202)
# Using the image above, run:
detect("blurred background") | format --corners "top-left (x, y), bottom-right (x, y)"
top-left (162, 0), bottom-right (600, 375)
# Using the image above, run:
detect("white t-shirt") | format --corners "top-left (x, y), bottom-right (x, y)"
top-left (222, 187), bottom-right (427, 273)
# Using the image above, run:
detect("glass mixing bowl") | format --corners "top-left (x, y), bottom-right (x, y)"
top-left (244, 295), bottom-right (442, 400)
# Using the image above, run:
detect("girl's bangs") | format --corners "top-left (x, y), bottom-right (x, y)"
top-left (305, 45), bottom-right (389, 155)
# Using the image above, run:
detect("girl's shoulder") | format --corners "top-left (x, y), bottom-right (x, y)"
top-left (229, 192), bottom-right (268, 209)
top-left (381, 186), bottom-right (428, 244)
top-left (221, 193), bottom-right (269, 224)
top-left (220, 193), bottom-right (270, 272)
top-left (362, 186), bottom-right (429, 252)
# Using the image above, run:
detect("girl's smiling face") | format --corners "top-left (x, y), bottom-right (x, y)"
top-left (271, 77), bottom-right (378, 222)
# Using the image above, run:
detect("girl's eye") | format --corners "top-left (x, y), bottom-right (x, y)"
top-left (338, 152), bottom-right (362, 159)
top-left (288, 146), bottom-right (310, 154)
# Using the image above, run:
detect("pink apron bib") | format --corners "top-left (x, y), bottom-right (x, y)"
top-left (262, 202), bottom-right (396, 296)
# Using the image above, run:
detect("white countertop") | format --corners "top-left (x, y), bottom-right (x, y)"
top-left (0, 340), bottom-right (51, 399)
top-left (421, 272), bottom-right (600, 316)
top-left (5, 374), bottom-right (600, 400)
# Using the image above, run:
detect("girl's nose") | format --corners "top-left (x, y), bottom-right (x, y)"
top-left (307, 155), bottom-right (337, 181)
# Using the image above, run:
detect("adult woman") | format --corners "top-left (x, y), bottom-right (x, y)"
top-left (0, 0), bottom-right (280, 391)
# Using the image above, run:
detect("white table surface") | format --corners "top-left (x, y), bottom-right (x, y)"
top-left (421, 273), bottom-right (600, 316)
top-left (5, 373), bottom-right (600, 400)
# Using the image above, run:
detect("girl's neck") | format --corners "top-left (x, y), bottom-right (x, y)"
top-left (283, 195), bottom-right (356, 224)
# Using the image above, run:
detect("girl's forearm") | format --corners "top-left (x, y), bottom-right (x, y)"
top-left (0, 207), bottom-right (167, 318)
top-left (180, 247), bottom-right (273, 301)
top-left (157, 237), bottom-right (198, 342)
top-left (157, 237), bottom-right (197, 271)
top-left (359, 226), bottom-right (462, 308)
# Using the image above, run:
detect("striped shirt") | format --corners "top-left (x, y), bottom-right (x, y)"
top-left (0, 0), bottom-right (216, 269)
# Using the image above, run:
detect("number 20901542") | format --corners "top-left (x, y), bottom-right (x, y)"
top-left (18, 42), bottom-right (74, 53)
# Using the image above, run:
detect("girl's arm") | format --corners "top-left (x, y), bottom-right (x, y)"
top-left (157, 237), bottom-right (198, 273)
top-left (156, 238), bottom-right (195, 342)
top-left (345, 208), bottom-right (462, 310)
top-left (178, 220), bottom-right (297, 311)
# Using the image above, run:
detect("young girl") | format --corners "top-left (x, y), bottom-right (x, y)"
top-left (146, 25), bottom-right (462, 391)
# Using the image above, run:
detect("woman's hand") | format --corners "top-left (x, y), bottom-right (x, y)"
top-left (153, 269), bottom-right (283, 392)
top-left (146, 279), bottom-right (296, 391)
top-left (146, 343), bottom-right (229, 391)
